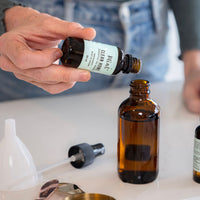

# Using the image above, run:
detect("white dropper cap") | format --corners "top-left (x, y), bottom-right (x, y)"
top-left (0, 119), bottom-right (40, 191)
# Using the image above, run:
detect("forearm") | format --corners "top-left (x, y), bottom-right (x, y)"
top-left (168, 0), bottom-right (200, 79)
top-left (168, 0), bottom-right (200, 54)
top-left (183, 50), bottom-right (200, 78)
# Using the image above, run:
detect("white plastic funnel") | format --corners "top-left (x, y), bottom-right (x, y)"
top-left (0, 119), bottom-right (39, 191)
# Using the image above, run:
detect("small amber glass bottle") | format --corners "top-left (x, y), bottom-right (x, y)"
top-left (193, 125), bottom-right (200, 183)
top-left (61, 37), bottom-right (141, 75)
top-left (118, 79), bottom-right (160, 184)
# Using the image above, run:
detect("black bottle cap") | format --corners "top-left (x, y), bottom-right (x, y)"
top-left (68, 143), bottom-right (105, 168)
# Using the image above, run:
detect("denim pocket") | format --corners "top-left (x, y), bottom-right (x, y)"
top-left (66, 0), bottom-right (122, 26)
top-left (119, 0), bottom-right (156, 55)
top-left (65, 0), bottom-right (125, 47)
top-left (15, 0), bottom-right (65, 19)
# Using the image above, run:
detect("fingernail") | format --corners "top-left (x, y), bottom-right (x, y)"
top-left (79, 71), bottom-right (90, 81)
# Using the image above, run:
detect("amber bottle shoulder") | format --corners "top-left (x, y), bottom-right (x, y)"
top-left (118, 97), bottom-right (160, 121)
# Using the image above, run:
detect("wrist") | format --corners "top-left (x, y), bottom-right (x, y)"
top-left (4, 6), bottom-right (39, 31)
top-left (183, 50), bottom-right (200, 78)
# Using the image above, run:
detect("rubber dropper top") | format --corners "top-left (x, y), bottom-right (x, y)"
top-left (0, 119), bottom-right (39, 191)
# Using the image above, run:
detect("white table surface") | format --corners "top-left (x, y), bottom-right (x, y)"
top-left (0, 80), bottom-right (200, 200)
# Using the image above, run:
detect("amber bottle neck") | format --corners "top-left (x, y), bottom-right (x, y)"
top-left (129, 80), bottom-right (150, 99)
top-left (121, 54), bottom-right (141, 74)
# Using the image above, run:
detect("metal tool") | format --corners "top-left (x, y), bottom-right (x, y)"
top-left (36, 179), bottom-right (115, 200)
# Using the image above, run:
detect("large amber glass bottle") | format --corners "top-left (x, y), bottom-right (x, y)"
top-left (118, 79), bottom-right (160, 184)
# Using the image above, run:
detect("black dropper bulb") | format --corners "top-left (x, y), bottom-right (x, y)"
top-left (68, 143), bottom-right (105, 168)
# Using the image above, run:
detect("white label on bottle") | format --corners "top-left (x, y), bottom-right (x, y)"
top-left (78, 40), bottom-right (119, 75)
top-left (193, 138), bottom-right (200, 172)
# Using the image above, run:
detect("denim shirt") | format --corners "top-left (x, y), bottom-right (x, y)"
top-left (14, 0), bottom-right (65, 19)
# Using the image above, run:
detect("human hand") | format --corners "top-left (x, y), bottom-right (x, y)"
top-left (182, 50), bottom-right (200, 114)
top-left (0, 6), bottom-right (96, 94)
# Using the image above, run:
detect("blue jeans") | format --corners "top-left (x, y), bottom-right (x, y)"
top-left (0, 0), bottom-right (168, 101)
